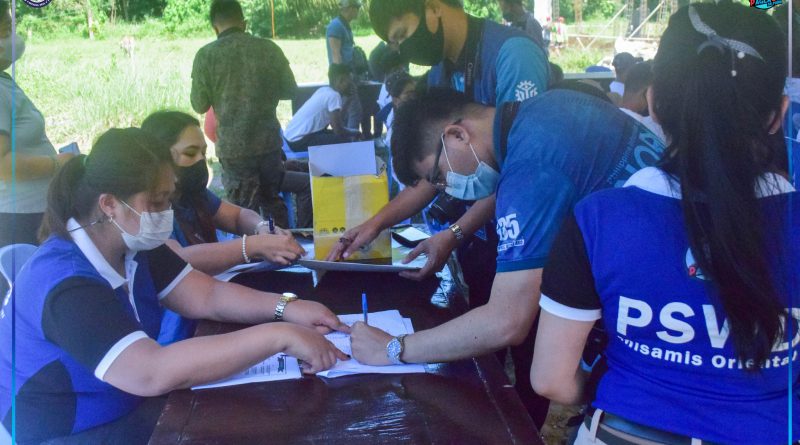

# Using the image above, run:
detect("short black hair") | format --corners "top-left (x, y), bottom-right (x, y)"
top-left (548, 62), bottom-right (564, 86)
top-left (369, 0), bottom-right (462, 41)
top-left (377, 47), bottom-right (409, 79)
top-left (612, 52), bottom-right (636, 73)
top-left (622, 61), bottom-right (653, 98)
top-left (328, 63), bottom-right (352, 85)
top-left (210, 0), bottom-right (244, 25)
top-left (391, 88), bottom-right (474, 186)
top-left (386, 71), bottom-right (415, 98)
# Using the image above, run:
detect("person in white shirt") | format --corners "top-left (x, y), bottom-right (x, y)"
top-left (609, 52), bottom-right (636, 99)
top-left (618, 61), bottom-right (666, 143)
top-left (283, 64), bottom-right (361, 152)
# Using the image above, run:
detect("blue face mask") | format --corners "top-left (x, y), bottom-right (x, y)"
top-left (440, 134), bottom-right (500, 201)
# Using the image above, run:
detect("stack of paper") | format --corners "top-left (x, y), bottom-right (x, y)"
top-left (191, 309), bottom-right (426, 390)
top-left (192, 353), bottom-right (302, 390)
top-left (317, 310), bottom-right (427, 378)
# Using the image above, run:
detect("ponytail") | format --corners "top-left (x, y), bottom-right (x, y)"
top-left (39, 155), bottom-right (89, 241)
top-left (653, 3), bottom-right (788, 366)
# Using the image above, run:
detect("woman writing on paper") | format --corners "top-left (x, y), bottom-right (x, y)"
top-left (142, 111), bottom-right (307, 345)
top-left (0, 128), bottom-right (348, 443)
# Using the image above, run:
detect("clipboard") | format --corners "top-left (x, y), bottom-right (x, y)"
top-left (297, 258), bottom-right (421, 273)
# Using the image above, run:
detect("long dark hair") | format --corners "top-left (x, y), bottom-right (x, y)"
top-left (652, 3), bottom-right (787, 366)
top-left (40, 128), bottom-right (171, 241)
top-left (141, 110), bottom-right (217, 245)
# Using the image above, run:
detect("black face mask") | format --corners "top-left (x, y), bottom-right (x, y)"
top-left (177, 159), bottom-right (209, 195)
top-left (399, 9), bottom-right (445, 66)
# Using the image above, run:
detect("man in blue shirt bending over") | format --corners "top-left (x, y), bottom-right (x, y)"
top-left (329, 0), bottom-right (550, 425)
top-left (349, 88), bottom-right (665, 426)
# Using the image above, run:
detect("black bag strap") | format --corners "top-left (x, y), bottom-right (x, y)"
top-left (498, 101), bottom-right (521, 163)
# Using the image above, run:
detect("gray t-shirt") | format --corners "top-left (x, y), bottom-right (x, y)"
top-left (0, 72), bottom-right (56, 213)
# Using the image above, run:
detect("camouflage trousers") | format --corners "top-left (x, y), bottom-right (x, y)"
top-left (219, 152), bottom-right (289, 228)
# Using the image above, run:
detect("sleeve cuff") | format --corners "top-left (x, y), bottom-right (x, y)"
top-left (94, 331), bottom-right (149, 380)
top-left (539, 294), bottom-right (601, 322)
top-left (496, 257), bottom-right (547, 273)
top-left (157, 263), bottom-right (193, 300)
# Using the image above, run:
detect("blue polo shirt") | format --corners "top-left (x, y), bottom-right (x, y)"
top-left (427, 17), bottom-right (549, 106)
top-left (492, 90), bottom-right (665, 272)
top-left (0, 219), bottom-right (192, 442)
top-left (540, 167), bottom-right (799, 443)
top-left (326, 16), bottom-right (354, 65)
top-left (158, 188), bottom-right (223, 346)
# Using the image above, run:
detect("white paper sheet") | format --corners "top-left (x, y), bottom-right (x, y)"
top-left (316, 310), bottom-right (427, 378)
top-left (213, 260), bottom-right (285, 282)
top-left (308, 141), bottom-right (377, 177)
top-left (192, 353), bottom-right (302, 390)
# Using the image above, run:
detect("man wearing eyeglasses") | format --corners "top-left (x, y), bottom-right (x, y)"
top-left (326, 0), bottom-right (550, 425)
top-left (349, 88), bottom-right (664, 405)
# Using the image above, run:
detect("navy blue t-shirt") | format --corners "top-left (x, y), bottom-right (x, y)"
top-left (541, 167), bottom-right (799, 443)
top-left (158, 188), bottom-right (223, 346)
top-left (492, 90), bottom-right (665, 272)
top-left (171, 188), bottom-right (223, 248)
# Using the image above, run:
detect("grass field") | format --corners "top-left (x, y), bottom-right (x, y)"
top-left (11, 30), bottom-right (605, 154)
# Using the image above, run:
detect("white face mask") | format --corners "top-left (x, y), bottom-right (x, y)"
top-left (0, 33), bottom-right (25, 71)
top-left (111, 200), bottom-right (174, 252)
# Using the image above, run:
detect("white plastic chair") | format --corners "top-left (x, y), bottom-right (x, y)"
top-left (0, 244), bottom-right (37, 319)
top-left (0, 423), bottom-right (10, 445)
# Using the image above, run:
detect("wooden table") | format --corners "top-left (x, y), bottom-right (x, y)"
top-left (149, 267), bottom-right (542, 444)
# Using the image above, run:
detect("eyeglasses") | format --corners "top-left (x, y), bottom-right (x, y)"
top-left (426, 121), bottom-right (460, 190)
top-left (426, 137), bottom-right (445, 188)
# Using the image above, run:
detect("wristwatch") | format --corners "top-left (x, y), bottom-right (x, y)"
top-left (449, 224), bottom-right (464, 241)
top-left (274, 292), bottom-right (299, 321)
top-left (386, 334), bottom-right (408, 365)
top-left (254, 220), bottom-right (270, 235)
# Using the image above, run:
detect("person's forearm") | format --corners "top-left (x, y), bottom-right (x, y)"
top-left (237, 208), bottom-right (264, 235)
top-left (402, 301), bottom-right (539, 363)
top-left (402, 271), bottom-right (541, 363)
top-left (331, 124), bottom-right (359, 137)
top-left (170, 240), bottom-right (251, 276)
top-left (204, 278), bottom-right (284, 324)
top-left (367, 184), bottom-right (438, 231)
top-left (152, 323), bottom-right (291, 392)
top-left (329, 37), bottom-right (343, 64)
top-left (0, 152), bottom-right (57, 181)
top-left (559, 370), bottom-right (589, 405)
top-left (452, 195), bottom-right (495, 237)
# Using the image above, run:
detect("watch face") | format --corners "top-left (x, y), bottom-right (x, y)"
top-left (387, 338), bottom-right (401, 358)
top-left (281, 292), bottom-right (299, 301)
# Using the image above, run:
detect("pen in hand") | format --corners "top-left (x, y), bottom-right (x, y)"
top-left (268, 214), bottom-right (275, 234)
top-left (362, 292), bottom-right (368, 325)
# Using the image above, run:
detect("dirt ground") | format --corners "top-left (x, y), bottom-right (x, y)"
top-left (541, 404), bottom-right (582, 445)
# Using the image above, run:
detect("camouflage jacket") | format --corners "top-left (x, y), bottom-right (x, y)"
top-left (191, 28), bottom-right (297, 159)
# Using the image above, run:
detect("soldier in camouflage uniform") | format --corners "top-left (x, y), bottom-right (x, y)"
top-left (191, 0), bottom-right (296, 227)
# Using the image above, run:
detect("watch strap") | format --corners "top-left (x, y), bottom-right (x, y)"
top-left (449, 224), bottom-right (464, 241)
